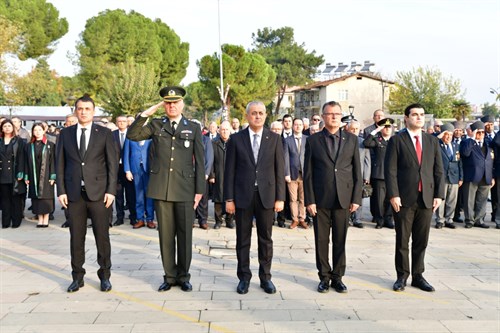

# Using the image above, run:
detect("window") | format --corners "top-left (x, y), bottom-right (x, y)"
top-left (338, 90), bottom-right (348, 101)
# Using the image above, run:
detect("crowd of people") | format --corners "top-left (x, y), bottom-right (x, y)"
top-left (0, 87), bottom-right (497, 296)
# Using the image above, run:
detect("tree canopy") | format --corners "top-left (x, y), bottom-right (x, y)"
top-left (100, 58), bottom-right (160, 118)
top-left (77, 9), bottom-right (189, 97)
top-left (0, 0), bottom-right (68, 60)
top-left (386, 67), bottom-right (463, 118)
top-left (5, 59), bottom-right (64, 106)
top-left (252, 26), bottom-right (324, 115)
top-left (197, 44), bottom-right (276, 121)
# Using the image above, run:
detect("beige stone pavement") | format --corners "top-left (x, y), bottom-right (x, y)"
top-left (1, 200), bottom-right (499, 333)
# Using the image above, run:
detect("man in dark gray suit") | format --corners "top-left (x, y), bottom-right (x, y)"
top-left (304, 101), bottom-right (362, 294)
top-left (127, 86), bottom-right (205, 293)
top-left (224, 101), bottom-right (286, 295)
top-left (385, 103), bottom-right (445, 293)
top-left (56, 95), bottom-right (118, 293)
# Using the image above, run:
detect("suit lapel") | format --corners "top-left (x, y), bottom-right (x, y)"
top-left (69, 125), bottom-right (80, 160)
top-left (337, 129), bottom-right (347, 158)
top-left (320, 131), bottom-right (336, 163)
top-left (240, 128), bottom-right (256, 165)
top-left (401, 129), bottom-right (419, 165)
top-left (256, 128), bottom-right (271, 165)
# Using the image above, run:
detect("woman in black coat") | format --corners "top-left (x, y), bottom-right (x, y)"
top-left (0, 119), bottom-right (27, 228)
top-left (25, 123), bottom-right (56, 227)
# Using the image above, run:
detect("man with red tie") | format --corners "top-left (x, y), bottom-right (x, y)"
top-left (385, 103), bottom-right (445, 293)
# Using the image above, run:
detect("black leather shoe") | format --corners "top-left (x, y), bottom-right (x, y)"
top-left (444, 223), bottom-right (456, 229)
top-left (67, 280), bottom-right (84, 293)
top-left (180, 281), bottom-right (193, 292)
top-left (411, 276), bottom-right (435, 292)
top-left (393, 278), bottom-right (406, 292)
top-left (214, 222), bottom-right (221, 229)
top-left (158, 281), bottom-right (172, 292)
top-left (384, 222), bottom-right (395, 229)
top-left (331, 279), bottom-right (348, 293)
top-left (474, 222), bottom-right (490, 229)
top-left (100, 279), bottom-right (112, 292)
top-left (260, 280), bottom-right (276, 294)
top-left (353, 222), bottom-right (364, 228)
top-left (61, 221), bottom-right (69, 228)
top-left (496, 225), bottom-right (500, 229)
top-left (113, 219), bottom-right (124, 226)
top-left (236, 280), bottom-right (250, 294)
top-left (375, 224), bottom-right (383, 229)
top-left (465, 223), bottom-right (473, 229)
top-left (317, 280), bottom-right (330, 293)
top-left (226, 221), bottom-right (235, 229)
top-left (435, 223), bottom-right (443, 229)
top-left (277, 221), bottom-right (285, 228)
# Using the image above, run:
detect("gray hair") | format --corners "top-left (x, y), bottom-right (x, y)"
top-left (245, 101), bottom-right (266, 114)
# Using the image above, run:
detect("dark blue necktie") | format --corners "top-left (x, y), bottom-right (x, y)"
top-left (446, 145), bottom-right (453, 160)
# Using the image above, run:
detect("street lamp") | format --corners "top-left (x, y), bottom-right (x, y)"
top-left (490, 88), bottom-right (500, 101)
top-left (348, 105), bottom-right (355, 117)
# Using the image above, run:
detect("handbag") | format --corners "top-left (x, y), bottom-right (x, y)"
top-left (362, 183), bottom-right (373, 198)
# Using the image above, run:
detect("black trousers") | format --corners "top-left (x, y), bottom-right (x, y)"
top-left (195, 180), bottom-right (209, 225)
top-left (371, 179), bottom-right (393, 224)
top-left (214, 202), bottom-right (234, 224)
top-left (314, 205), bottom-right (349, 282)
top-left (115, 164), bottom-right (136, 221)
top-left (68, 190), bottom-right (112, 281)
top-left (235, 189), bottom-right (274, 282)
top-left (1, 184), bottom-right (23, 228)
top-left (394, 193), bottom-right (432, 280)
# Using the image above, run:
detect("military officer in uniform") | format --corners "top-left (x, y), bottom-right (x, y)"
top-left (127, 86), bottom-right (205, 292)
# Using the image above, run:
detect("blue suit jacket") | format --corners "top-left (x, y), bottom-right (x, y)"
top-left (284, 134), bottom-right (307, 180)
top-left (438, 140), bottom-right (462, 184)
top-left (123, 138), bottom-right (151, 175)
top-left (459, 138), bottom-right (493, 184)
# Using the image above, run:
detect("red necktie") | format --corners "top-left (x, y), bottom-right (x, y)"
top-left (415, 136), bottom-right (422, 191)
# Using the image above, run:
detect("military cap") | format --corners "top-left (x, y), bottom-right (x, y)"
top-left (376, 118), bottom-right (395, 127)
top-left (440, 123), bottom-right (454, 133)
top-left (470, 120), bottom-right (485, 131)
top-left (159, 86), bottom-right (186, 102)
top-left (341, 114), bottom-right (356, 123)
top-left (452, 120), bottom-right (465, 130)
top-left (480, 115), bottom-right (495, 124)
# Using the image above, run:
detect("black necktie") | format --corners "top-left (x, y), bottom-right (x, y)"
top-left (80, 128), bottom-right (87, 158)
top-left (171, 121), bottom-right (177, 132)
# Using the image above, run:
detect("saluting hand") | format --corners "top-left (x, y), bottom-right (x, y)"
top-left (141, 101), bottom-right (165, 117)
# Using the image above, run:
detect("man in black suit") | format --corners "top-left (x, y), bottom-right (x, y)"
top-left (385, 103), bottom-right (445, 293)
top-left (224, 101), bottom-right (286, 295)
top-left (112, 115), bottom-right (136, 226)
top-left (303, 101), bottom-right (362, 294)
top-left (56, 95), bottom-right (118, 293)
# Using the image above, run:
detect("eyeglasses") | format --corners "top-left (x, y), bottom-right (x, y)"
top-left (322, 113), bottom-right (342, 117)
top-left (312, 118), bottom-right (321, 121)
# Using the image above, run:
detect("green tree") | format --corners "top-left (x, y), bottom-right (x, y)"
top-left (386, 67), bottom-right (463, 118)
top-left (100, 58), bottom-right (160, 118)
top-left (482, 102), bottom-right (499, 119)
top-left (197, 44), bottom-right (276, 120)
top-left (77, 9), bottom-right (188, 97)
top-left (6, 58), bottom-right (64, 105)
top-left (252, 27), bottom-right (324, 115)
top-left (0, 0), bottom-right (68, 60)
top-left (184, 81), bottom-right (220, 125)
top-left (450, 99), bottom-right (472, 121)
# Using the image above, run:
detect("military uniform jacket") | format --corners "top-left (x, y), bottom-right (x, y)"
top-left (127, 115), bottom-right (205, 201)
top-left (363, 133), bottom-right (389, 180)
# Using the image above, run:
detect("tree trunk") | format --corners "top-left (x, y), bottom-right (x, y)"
top-left (274, 85), bottom-right (286, 115)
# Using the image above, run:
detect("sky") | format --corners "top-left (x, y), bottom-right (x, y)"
top-left (19, 0), bottom-right (500, 105)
